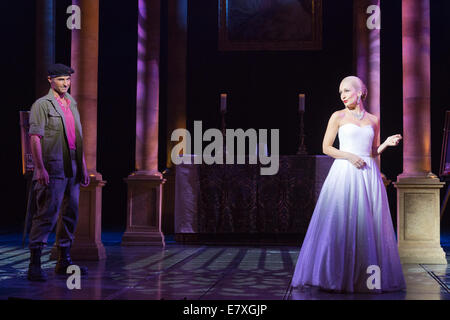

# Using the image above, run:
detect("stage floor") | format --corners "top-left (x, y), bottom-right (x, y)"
top-left (0, 231), bottom-right (449, 300)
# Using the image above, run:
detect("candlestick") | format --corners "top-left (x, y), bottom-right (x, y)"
top-left (297, 94), bottom-right (307, 155)
top-left (220, 96), bottom-right (227, 155)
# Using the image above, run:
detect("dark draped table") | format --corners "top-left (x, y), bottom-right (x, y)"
top-left (174, 155), bottom-right (333, 244)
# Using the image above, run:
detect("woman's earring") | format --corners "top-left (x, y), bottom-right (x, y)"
top-left (357, 96), bottom-right (361, 104)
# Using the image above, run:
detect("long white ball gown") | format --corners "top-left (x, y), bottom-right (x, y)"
top-left (291, 123), bottom-right (406, 293)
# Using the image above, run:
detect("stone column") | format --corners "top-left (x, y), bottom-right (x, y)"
top-left (122, 0), bottom-right (165, 246)
top-left (69, 0), bottom-right (106, 260)
top-left (162, 0), bottom-right (188, 235)
top-left (167, 0), bottom-right (188, 164)
top-left (394, 0), bottom-right (446, 264)
top-left (35, 0), bottom-right (55, 97)
top-left (353, 0), bottom-right (388, 184)
top-left (354, 0), bottom-right (380, 119)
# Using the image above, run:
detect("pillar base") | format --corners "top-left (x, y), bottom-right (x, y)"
top-left (121, 173), bottom-right (166, 246)
top-left (397, 244), bottom-right (447, 265)
top-left (51, 174), bottom-right (107, 261)
top-left (394, 176), bottom-right (447, 265)
top-left (121, 229), bottom-right (165, 246)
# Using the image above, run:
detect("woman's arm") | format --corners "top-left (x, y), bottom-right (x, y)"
top-left (371, 116), bottom-right (402, 157)
top-left (371, 117), bottom-right (383, 157)
top-left (322, 112), bottom-right (349, 159)
top-left (322, 112), bottom-right (366, 169)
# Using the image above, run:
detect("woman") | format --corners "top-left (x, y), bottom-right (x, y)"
top-left (291, 76), bottom-right (406, 293)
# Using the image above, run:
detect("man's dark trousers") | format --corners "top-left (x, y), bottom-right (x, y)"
top-left (29, 150), bottom-right (80, 249)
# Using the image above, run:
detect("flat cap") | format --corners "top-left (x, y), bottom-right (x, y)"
top-left (48, 63), bottom-right (75, 78)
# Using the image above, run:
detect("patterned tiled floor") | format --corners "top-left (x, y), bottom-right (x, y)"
top-left (0, 232), bottom-right (449, 300)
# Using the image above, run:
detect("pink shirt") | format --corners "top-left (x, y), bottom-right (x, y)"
top-left (31, 95), bottom-right (77, 150)
top-left (54, 95), bottom-right (76, 150)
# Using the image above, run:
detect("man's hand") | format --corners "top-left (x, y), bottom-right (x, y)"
top-left (35, 167), bottom-right (50, 186)
top-left (80, 155), bottom-right (90, 187)
top-left (80, 169), bottom-right (90, 187)
top-left (30, 135), bottom-right (49, 186)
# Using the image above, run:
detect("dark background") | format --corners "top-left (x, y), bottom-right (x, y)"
top-left (0, 0), bottom-right (449, 233)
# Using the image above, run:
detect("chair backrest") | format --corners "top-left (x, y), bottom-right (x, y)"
top-left (19, 111), bottom-right (34, 175)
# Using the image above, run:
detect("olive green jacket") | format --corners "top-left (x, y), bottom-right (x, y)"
top-left (29, 89), bottom-right (84, 181)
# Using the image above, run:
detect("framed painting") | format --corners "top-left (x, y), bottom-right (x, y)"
top-left (218, 0), bottom-right (323, 51)
top-left (440, 111), bottom-right (450, 177)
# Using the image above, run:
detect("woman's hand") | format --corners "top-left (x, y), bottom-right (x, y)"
top-left (347, 153), bottom-right (366, 169)
top-left (384, 134), bottom-right (402, 147)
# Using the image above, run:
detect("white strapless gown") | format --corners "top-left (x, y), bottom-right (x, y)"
top-left (291, 123), bottom-right (406, 293)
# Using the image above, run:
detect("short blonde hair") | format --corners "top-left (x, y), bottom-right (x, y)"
top-left (340, 76), bottom-right (368, 101)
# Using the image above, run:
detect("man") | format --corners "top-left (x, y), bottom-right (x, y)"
top-left (27, 63), bottom-right (89, 281)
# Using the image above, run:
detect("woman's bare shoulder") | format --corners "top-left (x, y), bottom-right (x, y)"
top-left (330, 109), bottom-right (346, 119)
top-left (327, 109), bottom-right (345, 125)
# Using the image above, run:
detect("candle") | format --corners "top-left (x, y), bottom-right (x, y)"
top-left (220, 93), bottom-right (227, 113)
top-left (298, 94), bottom-right (305, 112)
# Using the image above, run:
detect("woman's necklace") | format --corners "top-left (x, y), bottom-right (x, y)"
top-left (350, 110), bottom-right (365, 120)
